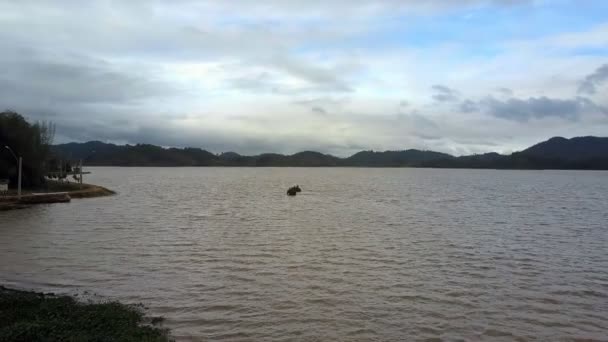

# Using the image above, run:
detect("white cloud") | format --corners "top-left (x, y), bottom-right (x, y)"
top-left (0, 0), bottom-right (606, 156)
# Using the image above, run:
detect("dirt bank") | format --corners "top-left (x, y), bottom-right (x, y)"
top-left (0, 182), bottom-right (115, 210)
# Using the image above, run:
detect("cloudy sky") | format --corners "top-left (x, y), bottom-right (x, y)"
top-left (1, 0), bottom-right (607, 156)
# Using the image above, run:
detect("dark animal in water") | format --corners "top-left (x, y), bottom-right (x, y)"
top-left (287, 185), bottom-right (302, 196)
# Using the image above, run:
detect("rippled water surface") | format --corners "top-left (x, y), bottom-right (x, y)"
top-left (1, 167), bottom-right (607, 341)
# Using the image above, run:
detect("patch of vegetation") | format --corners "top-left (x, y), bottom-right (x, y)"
top-left (0, 286), bottom-right (172, 342)
top-left (1, 111), bottom-right (55, 188)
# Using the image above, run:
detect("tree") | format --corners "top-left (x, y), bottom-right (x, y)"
top-left (0, 110), bottom-right (55, 188)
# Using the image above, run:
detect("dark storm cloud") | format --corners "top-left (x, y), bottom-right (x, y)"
top-left (578, 64), bottom-right (608, 95)
top-left (226, 57), bottom-right (353, 95)
top-left (0, 50), bottom-right (174, 108)
top-left (459, 99), bottom-right (479, 113)
top-left (291, 97), bottom-right (348, 117)
top-left (396, 111), bottom-right (439, 130)
top-left (269, 55), bottom-right (353, 93)
top-left (496, 87), bottom-right (513, 96)
top-left (292, 97), bottom-right (349, 107)
top-left (227, 72), bottom-right (282, 94)
top-left (431, 85), bottom-right (459, 102)
top-left (57, 121), bottom-right (268, 155)
top-left (311, 106), bottom-right (327, 115)
top-left (54, 117), bottom-right (365, 156)
top-left (479, 96), bottom-right (606, 122)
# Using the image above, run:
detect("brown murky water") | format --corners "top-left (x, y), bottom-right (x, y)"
top-left (1, 167), bottom-right (607, 341)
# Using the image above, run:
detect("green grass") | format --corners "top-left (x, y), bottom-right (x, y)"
top-left (0, 286), bottom-right (172, 342)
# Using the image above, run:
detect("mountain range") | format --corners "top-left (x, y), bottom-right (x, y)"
top-left (52, 136), bottom-right (608, 170)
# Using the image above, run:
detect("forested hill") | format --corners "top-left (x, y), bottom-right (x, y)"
top-left (520, 136), bottom-right (608, 161)
top-left (52, 137), bottom-right (608, 169)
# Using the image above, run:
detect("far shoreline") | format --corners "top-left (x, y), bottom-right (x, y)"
top-left (82, 165), bottom-right (608, 171)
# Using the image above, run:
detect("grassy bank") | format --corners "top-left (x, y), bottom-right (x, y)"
top-left (0, 286), bottom-right (172, 342)
top-left (0, 181), bottom-right (115, 210)
top-left (45, 180), bottom-right (116, 198)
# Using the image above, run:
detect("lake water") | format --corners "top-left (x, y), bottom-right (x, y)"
top-left (1, 167), bottom-right (607, 341)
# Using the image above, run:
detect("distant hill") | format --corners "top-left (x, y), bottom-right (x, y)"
top-left (345, 150), bottom-right (453, 167)
top-left (53, 141), bottom-right (218, 166)
top-left (289, 151), bottom-right (341, 166)
top-left (421, 137), bottom-right (608, 170)
top-left (521, 136), bottom-right (608, 161)
top-left (52, 136), bottom-right (608, 169)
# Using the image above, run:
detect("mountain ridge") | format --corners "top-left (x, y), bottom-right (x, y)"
top-left (52, 136), bottom-right (608, 170)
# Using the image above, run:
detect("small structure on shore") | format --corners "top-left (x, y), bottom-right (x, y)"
top-left (287, 185), bottom-right (302, 196)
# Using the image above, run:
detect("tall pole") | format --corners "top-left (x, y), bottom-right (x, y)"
top-left (4, 146), bottom-right (21, 198)
top-left (17, 156), bottom-right (22, 199)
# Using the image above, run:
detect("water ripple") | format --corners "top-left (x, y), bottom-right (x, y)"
top-left (1, 167), bottom-right (607, 341)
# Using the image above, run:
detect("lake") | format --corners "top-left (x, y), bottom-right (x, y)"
top-left (1, 167), bottom-right (607, 341)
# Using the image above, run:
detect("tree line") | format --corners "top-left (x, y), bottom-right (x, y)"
top-left (0, 111), bottom-right (57, 188)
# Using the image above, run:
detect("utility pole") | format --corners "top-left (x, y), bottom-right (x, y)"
top-left (4, 146), bottom-right (22, 199)
top-left (17, 156), bottom-right (22, 198)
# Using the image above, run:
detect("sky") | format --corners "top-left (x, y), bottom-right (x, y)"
top-left (1, 0), bottom-right (607, 156)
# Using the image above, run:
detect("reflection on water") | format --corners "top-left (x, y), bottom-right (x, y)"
top-left (1, 167), bottom-right (607, 341)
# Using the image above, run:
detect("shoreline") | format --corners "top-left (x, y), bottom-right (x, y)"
top-left (84, 165), bottom-right (608, 170)
top-left (0, 182), bottom-right (115, 211)
top-left (0, 285), bottom-right (171, 341)
top-left (50, 181), bottom-right (116, 199)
